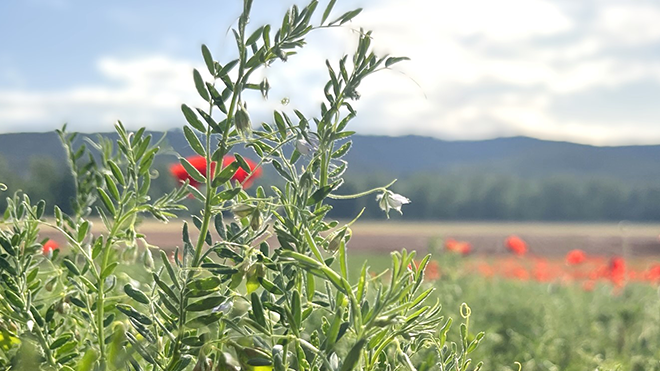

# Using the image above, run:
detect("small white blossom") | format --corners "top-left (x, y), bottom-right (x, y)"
top-left (296, 136), bottom-right (318, 156)
top-left (27, 320), bottom-right (34, 331)
top-left (376, 190), bottom-right (411, 218)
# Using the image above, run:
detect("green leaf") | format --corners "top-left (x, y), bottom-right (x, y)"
top-left (332, 131), bottom-right (355, 141)
top-left (321, 0), bottom-right (337, 24)
top-left (124, 284), bottom-right (150, 305)
top-left (196, 108), bottom-right (224, 133)
top-left (77, 349), bottom-right (98, 371)
top-left (69, 297), bottom-right (86, 309)
top-left (233, 153), bottom-right (252, 173)
top-left (117, 304), bottom-right (153, 325)
top-left (186, 276), bottom-right (221, 291)
top-left (62, 259), bottom-right (80, 276)
top-left (159, 250), bottom-right (180, 290)
top-left (339, 338), bottom-right (366, 371)
top-left (153, 273), bottom-right (178, 302)
top-left (259, 277), bottom-right (283, 295)
top-left (101, 262), bottom-right (118, 279)
top-left (356, 261), bottom-right (368, 302)
top-left (324, 298), bottom-right (344, 352)
top-left (306, 184), bottom-right (334, 206)
top-left (193, 69), bottom-right (210, 101)
top-left (35, 199), bottom-right (45, 219)
top-left (217, 187), bottom-right (242, 201)
top-left (212, 161), bottom-right (239, 187)
top-left (251, 292), bottom-right (266, 327)
top-left (186, 296), bottom-right (226, 312)
top-left (4, 290), bottom-right (23, 309)
top-left (306, 272), bottom-right (315, 302)
top-left (273, 111), bottom-right (287, 138)
top-left (77, 220), bottom-right (89, 243)
top-left (331, 141), bottom-right (351, 158)
top-left (183, 126), bottom-right (206, 156)
top-left (179, 157), bottom-right (206, 183)
top-left (385, 56), bottom-right (410, 68)
top-left (291, 290), bottom-right (302, 329)
top-left (339, 240), bottom-right (348, 281)
top-left (49, 333), bottom-right (73, 350)
top-left (186, 312), bottom-right (223, 328)
top-left (219, 59), bottom-right (239, 77)
top-left (214, 213), bottom-right (226, 240)
top-left (104, 174), bottom-right (119, 200)
top-left (181, 104), bottom-right (206, 132)
top-left (271, 160), bottom-right (292, 182)
top-left (201, 44), bottom-right (215, 76)
top-left (246, 25), bottom-right (264, 45)
top-left (0, 238), bottom-right (15, 256)
top-left (96, 187), bottom-right (116, 215)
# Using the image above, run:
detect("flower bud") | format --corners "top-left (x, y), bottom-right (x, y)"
top-left (250, 210), bottom-right (262, 231)
top-left (235, 104), bottom-right (252, 137)
top-left (326, 227), bottom-right (351, 252)
top-left (232, 204), bottom-right (254, 218)
top-left (142, 248), bottom-right (155, 270)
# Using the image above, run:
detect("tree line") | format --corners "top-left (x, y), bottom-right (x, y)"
top-left (2, 154), bottom-right (660, 221)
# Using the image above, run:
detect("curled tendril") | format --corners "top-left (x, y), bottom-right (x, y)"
top-left (460, 303), bottom-right (472, 319)
top-left (515, 361), bottom-right (523, 371)
top-left (149, 169), bottom-right (160, 179)
top-left (0, 183), bottom-right (6, 192)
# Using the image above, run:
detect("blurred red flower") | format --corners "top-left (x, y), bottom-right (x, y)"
top-left (644, 264), bottom-right (660, 282)
top-left (42, 240), bottom-right (59, 257)
top-left (505, 235), bottom-right (527, 256)
top-left (170, 155), bottom-right (261, 188)
top-left (582, 280), bottom-right (596, 292)
top-left (425, 260), bottom-right (441, 281)
top-left (608, 256), bottom-right (626, 287)
top-left (445, 238), bottom-right (471, 255)
top-left (565, 249), bottom-right (586, 265)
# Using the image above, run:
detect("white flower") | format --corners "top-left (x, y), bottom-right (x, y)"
top-left (376, 190), bottom-right (411, 218)
top-left (296, 136), bottom-right (318, 156)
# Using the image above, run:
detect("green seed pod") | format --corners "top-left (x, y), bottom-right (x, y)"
top-left (235, 104), bottom-right (252, 137)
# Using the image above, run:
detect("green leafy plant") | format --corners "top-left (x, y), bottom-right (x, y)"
top-left (0, 1), bottom-right (483, 370)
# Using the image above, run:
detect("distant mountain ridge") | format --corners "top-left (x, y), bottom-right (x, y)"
top-left (1, 131), bottom-right (659, 183)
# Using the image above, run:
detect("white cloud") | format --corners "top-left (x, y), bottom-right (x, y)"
top-left (0, 56), bottom-right (203, 132)
top-left (596, 4), bottom-right (660, 46)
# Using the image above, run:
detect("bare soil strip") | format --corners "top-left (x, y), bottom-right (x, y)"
top-left (38, 220), bottom-right (660, 257)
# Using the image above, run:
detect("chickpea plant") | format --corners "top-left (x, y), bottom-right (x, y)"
top-left (0, 1), bottom-right (484, 370)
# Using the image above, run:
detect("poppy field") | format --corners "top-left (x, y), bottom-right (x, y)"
top-left (347, 228), bottom-right (660, 371)
top-left (37, 219), bottom-right (660, 370)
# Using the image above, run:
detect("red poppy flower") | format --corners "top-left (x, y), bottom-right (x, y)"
top-left (565, 249), bottom-right (586, 265)
top-left (505, 235), bottom-right (527, 256)
top-left (170, 155), bottom-right (261, 188)
top-left (445, 239), bottom-right (471, 255)
top-left (42, 240), bottom-right (59, 257)
top-left (608, 256), bottom-right (626, 287)
top-left (645, 264), bottom-right (660, 282)
top-left (425, 260), bottom-right (441, 281)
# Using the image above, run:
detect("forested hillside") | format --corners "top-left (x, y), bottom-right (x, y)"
top-left (1, 131), bottom-right (659, 220)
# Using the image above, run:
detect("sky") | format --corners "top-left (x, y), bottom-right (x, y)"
top-left (1, 0), bottom-right (660, 146)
